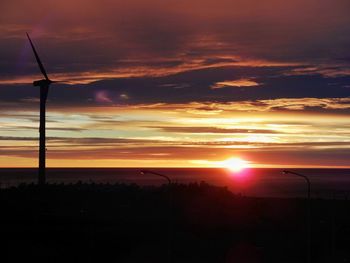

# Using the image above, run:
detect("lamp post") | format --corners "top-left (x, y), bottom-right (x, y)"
top-left (140, 170), bottom-right (172, 185)
top-left (283, 170), bottom-right (311, 263)
top-left (140, 170), bottom-right (172, 262)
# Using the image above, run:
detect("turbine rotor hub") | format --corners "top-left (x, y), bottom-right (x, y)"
top-left (33, 79), bottom-right (51, 87)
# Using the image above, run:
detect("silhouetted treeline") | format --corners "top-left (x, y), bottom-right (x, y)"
top-left (1, 182), bottom-right (349, 263)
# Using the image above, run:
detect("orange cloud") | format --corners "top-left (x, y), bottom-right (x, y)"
top-left (0, 57), bottom-right (299, 85)
top-left (212, 79), bottom-right (259, 89)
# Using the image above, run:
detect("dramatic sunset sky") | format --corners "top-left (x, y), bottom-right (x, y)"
top-left (1, 0), bottom-right (350, 168)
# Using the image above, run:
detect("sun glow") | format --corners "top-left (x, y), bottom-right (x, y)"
top-left (222, 157), bottom-right (249, 172)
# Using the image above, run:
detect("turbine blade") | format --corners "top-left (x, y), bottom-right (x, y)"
top-left (26, 33), bottom-right (49, 80)
top-left (50, 80), bottom-right (68, 84)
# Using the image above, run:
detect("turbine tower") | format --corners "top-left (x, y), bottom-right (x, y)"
top-left (26, 33), bottom-right (56, 185)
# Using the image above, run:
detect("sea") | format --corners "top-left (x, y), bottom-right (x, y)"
top-left (0, 168), bottom-right (350, 199)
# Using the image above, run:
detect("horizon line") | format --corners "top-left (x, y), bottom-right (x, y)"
top-left (1, 166), bottom-right (350, 169)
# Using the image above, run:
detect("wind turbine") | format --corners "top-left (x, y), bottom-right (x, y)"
top-left (26, 33), bottom-right (57, 185)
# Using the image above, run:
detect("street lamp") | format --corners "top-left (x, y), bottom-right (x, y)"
top-left (140, 170), bottom-right (172, 184)
top-left (140, 170), bottom-right (172, 262)
top-left (283, 170), bottom-right (311, 263)
top-left (283, 170), bottom-right (310, 199)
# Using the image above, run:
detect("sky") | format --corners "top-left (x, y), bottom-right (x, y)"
top-left (1, 0), bottom-right (350, 168)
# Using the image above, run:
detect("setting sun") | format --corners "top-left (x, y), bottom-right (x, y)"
top-left (222, 157), bottom-right (249, 172)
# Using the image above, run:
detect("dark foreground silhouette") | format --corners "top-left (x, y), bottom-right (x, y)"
top-left (1, 182), bottom-right (350, 263)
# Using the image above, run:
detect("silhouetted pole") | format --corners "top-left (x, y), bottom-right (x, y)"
top-left (331, 193), bottom-right (336, 261)
top-left (39, 85), bottom-right (48, 185)
top-left (140, 170), bottom-right (172, 262)
top-left (283, 170), bottom-right (311, 263)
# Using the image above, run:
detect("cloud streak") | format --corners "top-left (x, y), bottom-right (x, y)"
top-left (212, 79), bottom-right (260, 89)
